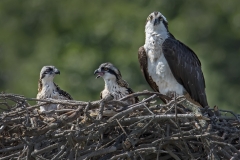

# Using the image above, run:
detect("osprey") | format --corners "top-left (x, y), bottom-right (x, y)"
top-left (138, 11), bottom-right (208, 108)
top-left (94, 62), bottom-right (138, 105)
top-left (37, 66), bottom-right (73, 112)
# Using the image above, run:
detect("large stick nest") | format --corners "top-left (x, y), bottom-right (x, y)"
top-left (0, 91), bottom-right (240, 160)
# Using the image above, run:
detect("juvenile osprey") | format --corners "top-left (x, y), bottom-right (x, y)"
top-left (37, 66), bottom-right (73, 112)
top-left (94, 62), bottom-right (138, 105)
top-left (138, 11), bottom-right (208, 108)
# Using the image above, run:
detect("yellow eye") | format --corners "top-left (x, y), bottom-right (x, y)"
top-left (104, 67), bottom-right (109, 71)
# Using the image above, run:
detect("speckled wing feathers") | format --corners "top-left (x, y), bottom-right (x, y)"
top-left (54, 83), bottom-right (73, 100)
top-left (116, 79), bottom-right (129, 88)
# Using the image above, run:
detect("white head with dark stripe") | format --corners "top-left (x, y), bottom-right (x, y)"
top-left (40, 66), bottom-right (60, 84)
top-left (145, 11), bottom-right (168, 34)
top-left (94, 62), bottom-right (122, 81)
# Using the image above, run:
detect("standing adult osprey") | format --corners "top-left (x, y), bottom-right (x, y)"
top-left (37, 66), bottom-right (73, 112)
top-left (94, 62), bottom-right (138, 105)
top-left (138, 11), bottom-right (208, 108)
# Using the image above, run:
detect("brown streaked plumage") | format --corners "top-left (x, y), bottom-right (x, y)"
top-left (37, 66), bottom-right (73, 112)
top-left (94, 62), bottom-right (138, 105)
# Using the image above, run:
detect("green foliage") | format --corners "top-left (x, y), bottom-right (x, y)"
top-left (0, 0), bottom-right (240, 111)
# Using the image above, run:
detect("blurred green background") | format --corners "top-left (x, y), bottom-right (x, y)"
top-left (0, 0), bottom-right (240, 111)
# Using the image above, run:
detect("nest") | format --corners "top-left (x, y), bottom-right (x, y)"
top-left (0, 91), bottom-right (240, 160)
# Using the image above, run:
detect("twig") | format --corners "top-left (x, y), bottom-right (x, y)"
top-left (0, 144), bottom-right (24, 153)
top-left (0, 92), bottom-right (240, 159)
top-left (78, 146), bottom-right (117, 159)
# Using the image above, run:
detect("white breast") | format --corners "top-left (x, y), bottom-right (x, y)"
top-left (102, 80), bottom-right (134, 104)
top-left (144, 33), bottom-right (185, 96)
top-left (102, 81), bottom-right (128, 100)
top-left (37, 83), bottom-right (59, 112)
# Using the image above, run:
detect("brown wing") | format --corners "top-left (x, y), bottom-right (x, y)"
top-left (54, 83), bottom-right (73, 100)
top-left (116, 79), bottom-right (129, 88)
top-left (162, 37), bottom-right (208, 107)
top-left (138, 46), bottom-right (159, 92)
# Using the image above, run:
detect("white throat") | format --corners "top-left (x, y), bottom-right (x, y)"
top-left (145, 22), bottom-right (168, 35)
top-left (104, 79), bottom-right (118, 92)
top-left (144, 23), bottom-right (169, 61)
top-left (41, 77), bottom-right (54, 86)
top-left (41, 78), bottom-right (56, 93)
top-left (145, 23), bottom-right (168, 44)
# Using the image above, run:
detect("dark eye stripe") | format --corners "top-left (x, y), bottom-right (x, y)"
top-left (108, 69), bottom-right (119, 80)
top-left (40, 74), bottom-right (45, 79)
top-left (44, 67), bottom-right (53, 73)
top-left (44, 70), bottom-right (50, 74)
top-left (47, 68), bottom-right (53, 71)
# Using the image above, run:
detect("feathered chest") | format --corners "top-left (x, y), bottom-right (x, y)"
top-left (102, 82), bottom-right (129, 100)
top-left (145, 33), bottom-right (165, 53)
top-left (144, 33), bottom-right (168, 78)
top-left (144, 34), bottom-right (185, 95)
top-left (37, 83), bottom-right (61, 112)
top-left (37, 84), bottom-right (59, 99)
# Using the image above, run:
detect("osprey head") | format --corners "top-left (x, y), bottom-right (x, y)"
top-left (145, 11), bottom-right (168, 33)
top-left (40, 66), bottom-right (60, 81)
top-left (94, 62), bottom-right (122, 81)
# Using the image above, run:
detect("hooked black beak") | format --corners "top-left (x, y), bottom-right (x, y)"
top-left (94, 69), bottom-right (101, 78)
top-left (54, 69), bottom-right (60, 75)
top-left (94, 69), bottom-right (99, 75)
